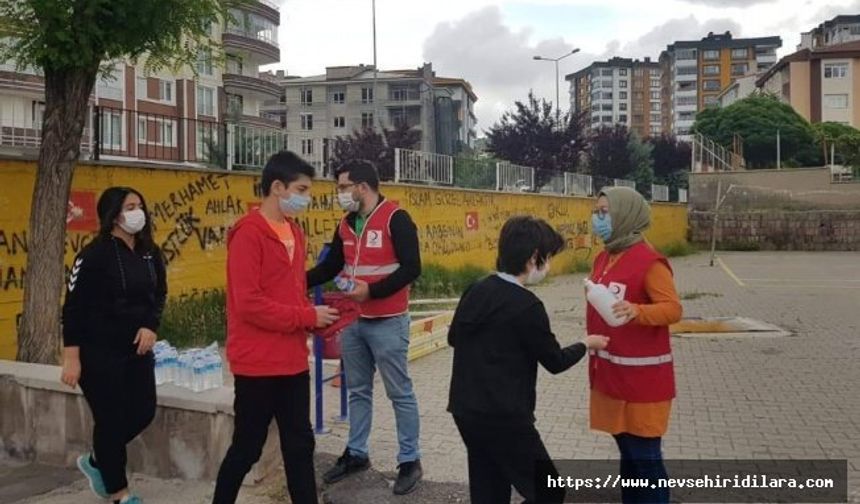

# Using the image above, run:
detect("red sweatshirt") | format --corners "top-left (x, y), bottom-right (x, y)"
top-left (225, 210), bottom-right (317, 377)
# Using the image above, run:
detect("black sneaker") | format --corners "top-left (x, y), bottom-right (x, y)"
top-left (323, 449), bottom-right (371, 484)
top-left (393, 460), bottom-right (423, 495)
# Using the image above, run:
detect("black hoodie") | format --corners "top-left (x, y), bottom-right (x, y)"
top-left (447, 274), bottom-right (586, 423)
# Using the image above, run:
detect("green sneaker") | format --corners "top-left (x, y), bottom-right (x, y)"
top-left (76, 453), bottom-right (109, 499)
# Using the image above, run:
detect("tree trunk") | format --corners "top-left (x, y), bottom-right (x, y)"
top-left (16, 66), bottom-right (98, 364)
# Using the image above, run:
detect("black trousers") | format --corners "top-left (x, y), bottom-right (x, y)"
top-left (213, 372), bottom-right (318, 504)
top-left (79, 350), bottom-right (156, 494)
top-left (454, 415), bottom-right (565, 504)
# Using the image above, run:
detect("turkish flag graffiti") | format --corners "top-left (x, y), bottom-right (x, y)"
top-left (66, 191), bottom-right (98, 232)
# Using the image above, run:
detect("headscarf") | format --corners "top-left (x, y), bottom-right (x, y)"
top-left (598, 186), bottom-right (651, 254)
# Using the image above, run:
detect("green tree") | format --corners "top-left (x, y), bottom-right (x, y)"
top-left (329, 124), bottom-right (421, 181)
top-left (0, 0), bottom-right (232, 363)
top-left (628, 135), bottom-right (655, 199)
top-left (692, 94), bottom-right (819, 169)
top-left (812, 122), bottom-right (860, 166)
top-left (588, 124), bottom-right (633, 181)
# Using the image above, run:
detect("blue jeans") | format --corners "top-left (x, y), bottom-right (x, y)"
top-left (613, 433), bottom-right (670, 504)
top-left (341, 314), bottom-right (420, 464)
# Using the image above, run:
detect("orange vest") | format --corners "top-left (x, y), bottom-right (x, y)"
top-left (339, 200), bottom-right (409, 318)
top-left (586, 242), bottom-right (676, 402)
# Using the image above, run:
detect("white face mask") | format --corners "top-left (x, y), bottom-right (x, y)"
top-left (119, 208), bottom-right (146, 234)
top-left (524, 260), bottom-right (550, 285)
top-left (337, 191), bottom-right (361, 212)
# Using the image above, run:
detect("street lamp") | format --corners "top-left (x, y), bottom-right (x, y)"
top-left (533, 48), bottom-right (580, 125)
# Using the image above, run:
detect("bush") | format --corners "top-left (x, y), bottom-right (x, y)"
top-left (159, 290), bottom-right (226, 349)
top-left (412, 264), bottom-right (489, 298)
top-left (657, 241), bottom-right (698, 258)
top-left (568, 259), bottom-right (593, 274)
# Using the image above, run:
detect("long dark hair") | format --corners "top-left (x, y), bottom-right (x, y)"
top-left (96, 186), bottom-right (157, 253)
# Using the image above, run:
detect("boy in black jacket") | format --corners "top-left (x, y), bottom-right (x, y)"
top-left (447, 216), bottom-right (609, 504)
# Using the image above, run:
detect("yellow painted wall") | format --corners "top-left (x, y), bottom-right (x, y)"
top-left (0, 160), bottom-right (688, 359)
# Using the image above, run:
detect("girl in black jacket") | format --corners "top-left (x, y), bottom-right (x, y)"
top-left (61, 187), bottom-right (167, 504)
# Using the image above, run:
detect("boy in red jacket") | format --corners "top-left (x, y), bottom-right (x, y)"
top-left (213, 151), bottom-right (339, 504)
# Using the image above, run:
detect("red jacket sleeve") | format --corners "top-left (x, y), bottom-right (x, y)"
top-left (227, 225), bottom-right (317, 333)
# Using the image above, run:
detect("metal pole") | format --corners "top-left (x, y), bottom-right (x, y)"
top-left (776, 129), bottom-right (781, 169)
top-left (709, 176), bottom-right (722, 267)
top-left (555, 59), bottom-right (560, 126)
top-left (372, 0), bottom-right (378, 131)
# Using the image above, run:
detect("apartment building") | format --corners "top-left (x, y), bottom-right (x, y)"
top-left (566, 57), bottom-right (663, 138)
top-left (717, 73), bottom-right (760, 107)
top-left (757, 40), bottom-right (860, 127)
top-left (660, 31), bottom-right (782, 138)
top-left (798, 15), bottom-right (860, 51)
top-left (0, 0), bottom-right (283, 169)
top-left (271, 63), bottom-right (477, 156)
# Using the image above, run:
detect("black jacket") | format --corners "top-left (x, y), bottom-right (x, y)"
top-left (447, 275), bottom-right (586, 423)
top-left (62, 236), bottom-right (167, 354)
top-left (306, 196), bottom-right (421, 300)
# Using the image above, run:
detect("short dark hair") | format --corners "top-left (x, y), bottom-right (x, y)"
top-left (496, 216), bottom-right (565, 275)
top-left (334, 159), bottom-right (380, 191)
top-left (261, 151), bottom-right (315, 196)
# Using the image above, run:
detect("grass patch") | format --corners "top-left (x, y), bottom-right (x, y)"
top-left (658, 241), bottom-right (699, 258)
top-left (568, 259), bottom-right (593, 274)
top-left (412, 264), bottom-right (489, 299)
top-left (159, 290), bottom-right (226, 349)
top-left (718, 241), bottom-right (761, 252)
top-left (680, 291), bottom-right (723, 301)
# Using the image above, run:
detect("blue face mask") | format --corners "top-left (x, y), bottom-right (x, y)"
top-left (279, 193), bottom-right (311, 215)
top-left (592, 212), bottom-right (613, 242)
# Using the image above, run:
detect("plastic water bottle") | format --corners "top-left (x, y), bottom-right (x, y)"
top-left (212, 352), bottom-right (223, 388)
top-left (178, 352), bottom-right (193, 389)
top-left (154, 349), bottom-right (165, 385)
top-left (584, 279), bottom-right (629, 327)
top-left (335, 275), bottom-right (355, 292)
top-left (165, 347), bottom-right (178, 384)
top-left (192, 356), bottom-right (206, 392)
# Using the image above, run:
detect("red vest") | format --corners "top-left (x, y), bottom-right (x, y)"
top-left (339, 200), bottom-right (409, 318)
top-left (586, 242), bottom-right (676, 402)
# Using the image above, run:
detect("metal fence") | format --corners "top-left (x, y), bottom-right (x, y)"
top-left (565, 173), bottom-right (594, 196)
top-left (0, 103), bottom-right (91, 155)
top-left (394, 148), bottom-right (454, 185)
top-left (679, 188), bottom-right (688, 203)
top-left (538, 170), bottom-right (567, 195)
top-left (651, 184), bottom-right (670, 202)
top-left (497, 161), bottom-right (535, 192)
top-left (613, 178), bottom-right (637, 189)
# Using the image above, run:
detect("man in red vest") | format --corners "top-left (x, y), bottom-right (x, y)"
top-left (307, 160), bottom-right (423, 495)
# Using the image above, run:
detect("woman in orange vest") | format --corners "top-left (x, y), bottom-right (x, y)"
top-left (587, 187), bottom-right (683, 504)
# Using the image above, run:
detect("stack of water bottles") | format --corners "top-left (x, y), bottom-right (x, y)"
top-left (153, 341), bottom-right (224, 392)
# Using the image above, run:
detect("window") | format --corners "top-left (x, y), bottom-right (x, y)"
top-left (602, 92), bottom-right (613, 100)
top-left (334, 116), bottom-right (346, 128)
top-left (634, 68), bottom-right (645, 77)
top-left (601, 115), bottom-right (613, 123)
top-left (602, 104), bottom-right (613, 111)
top-left (301, 88), bottom-right (313, 105)
top-left (619, 80), bottom-right (628, 88)
top-left (591, 104), bottom-right (600, 112)
top-left (226, 56), bottom-right (243, 75)
top-left (330, 90), bottom-right (345, 104)
top-left (703, 80), bottom-right (721, 91)
top-left (197, 85), bottom-right (215, 116)
top-left (703, 49), bottom-right (720, 60)
top-left (650, 79), bottom-right (660, 88)
top-left (650, 102), bottom-right (661, 111)
top-left (361, 112), bottom-right (374, 128)
top-left (138, 118), bottom-right (176, 147)
top-left (100, 110), bottom-right (123, 149)
top-left (650, 68), bottom-right (661, 77)
top-left (300, 113), bottom-right (313, 130)
top-left (619, 91), bottom-right (628, 100)
top-left (731, 48), bottom-right (748, 59)
top-left (31, 101), bottom-right (45, 129)
top-left (676, 49), bottom-right (697, 60)
top-left (619, 68), bottom-right (628, 76)
top-left (390, 84), bottom-right (420, 101)
top-left (651, 113), bottom-right (661, 123)
top-left (601, 69), bottom-right (613, 77)
top-left (703, 65), bottom-right (720, 76)
top-left (619, 103), bottom-right (628, 111)
top-left (679, 111), bottom-right (696, 121)
top-left (301, 139), bottom-right (314, 155)
top-left (651, 125), bottom-right (662, 135)
top-left (732, 63), bottom-right (749, 76)
top-left (824, 94), bottom-right (848, 108)
top-left (677, 96), bottom-right (697, 106)
top-left (824, 63), bottom-right (848, 79)
top-left (227, 94), bottom-right (243, 115)
top-left (197, 49), bottom-right (213, 76)
top-left (619, 114), bottom-right (628, 123)
top-left (196, 123), bottom-right (218, 160)
top-left (651, 91), bottom-right (661, 100)
top-left (159, 80), bottom-right (173, 102)
top-left (361, 87), bottom-right (374, 104)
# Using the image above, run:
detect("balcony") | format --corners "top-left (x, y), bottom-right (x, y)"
top-left (240, 0), bottom-right (280, 24)
top-left (223, 73), bottom-right (282, 99)
top-left (223, 28), bottom-right (280, 64)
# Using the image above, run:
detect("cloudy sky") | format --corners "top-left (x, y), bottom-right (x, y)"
top-left (271, 0), bottom-right (860, 135)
